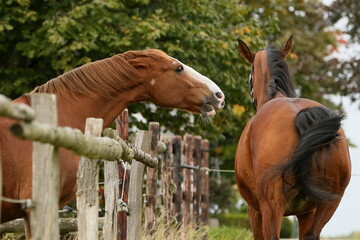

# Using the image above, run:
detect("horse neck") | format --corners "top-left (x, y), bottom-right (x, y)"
top-left (256, 90), bottom-right (287, 110)
top-left (45, 86), bottom-right (148, 132)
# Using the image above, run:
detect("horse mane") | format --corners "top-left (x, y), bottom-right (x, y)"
top-left (31, 49), bottom-right (168, 99)
top-left (265, 45), bottom-right (296, 99)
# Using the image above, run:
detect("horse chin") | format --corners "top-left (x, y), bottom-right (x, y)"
top-left (201, 105), bottom-right (216, 117)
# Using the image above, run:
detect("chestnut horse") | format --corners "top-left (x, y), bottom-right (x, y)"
top-left (0, 49), bottom-right (225, 237)
top-left (235, 36), bottom-right (351, 240)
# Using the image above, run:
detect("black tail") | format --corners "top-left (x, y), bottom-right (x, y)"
top-left (280, 106), bottom-right (343, 202)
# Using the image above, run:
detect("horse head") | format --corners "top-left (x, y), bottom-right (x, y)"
top-left (125, 49), bottom-right (225, 117)
top-left (237, 36), bottom-right (295, 110)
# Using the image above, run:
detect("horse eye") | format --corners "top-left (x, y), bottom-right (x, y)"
top-left (175, 65), bottom-right (184, 73)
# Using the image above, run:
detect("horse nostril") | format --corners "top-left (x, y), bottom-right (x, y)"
top-left (215, 92), bottom-right (223, 99)
top-left (221, 101), bottom-right (225, 108)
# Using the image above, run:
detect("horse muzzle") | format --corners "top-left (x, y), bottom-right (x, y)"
top-left (201, 92), bottom-right (225, 117)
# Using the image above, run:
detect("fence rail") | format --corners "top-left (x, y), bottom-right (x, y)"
top-left (0, 94), bottom-right (34, 121)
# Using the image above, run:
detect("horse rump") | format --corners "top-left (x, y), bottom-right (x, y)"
top-left (280, 106), bottom-right (344, 202)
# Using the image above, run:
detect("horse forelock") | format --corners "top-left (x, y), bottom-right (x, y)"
top-left (265, 45), bottom-right (296, 99)
top-left (32, 50), bottom-right (168, 99)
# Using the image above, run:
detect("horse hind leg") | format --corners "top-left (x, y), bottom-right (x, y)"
top-left (297, 210), bottom-right (318, 240)
top-left (248, 205), bottom-right (264, 240)
top-left (298, 200), bottom-right (341, 240)
top-left (259, 202), bottom-right (283, 240)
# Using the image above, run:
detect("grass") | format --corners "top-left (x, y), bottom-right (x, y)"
top-left (209, 226), bottom-right (253, 240)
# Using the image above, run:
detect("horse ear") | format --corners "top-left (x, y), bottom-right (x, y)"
top-left (280, 35), bottom-right (293, 57)
top-left (237, 39), bottom-right (255, 64)
top-left (128, 58), bottom-right (148, 69)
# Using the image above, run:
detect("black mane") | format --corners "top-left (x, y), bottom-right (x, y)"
top-left (265, 45), bottom-right (296, 98)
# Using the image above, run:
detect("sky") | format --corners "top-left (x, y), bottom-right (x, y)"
top-left (321, 96), bottom-right (360, 237)
top-left (319, 0), bottom-right (360, 236)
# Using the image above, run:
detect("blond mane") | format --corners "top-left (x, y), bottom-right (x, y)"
top-left (31, 49), bottom-right (169, 99)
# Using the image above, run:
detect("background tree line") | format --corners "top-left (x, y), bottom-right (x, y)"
top-left (1, 0), bottom-right (358, 213)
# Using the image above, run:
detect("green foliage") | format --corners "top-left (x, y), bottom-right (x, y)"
top-left (1, 0), bottom-right (357, 215)
top-left (280, 217), bottom-right (293, 238)
top-left (0, 0), bottom-right (275, 144)
top-left (209, 177), bottom-right (239, 214)
top-left (243, 0), bottom-right (343, 107)
top-left (327, 0), bottom-right (360, 102)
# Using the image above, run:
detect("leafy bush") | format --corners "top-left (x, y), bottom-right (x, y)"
top-left (280, 217), bottom-right (293, 238)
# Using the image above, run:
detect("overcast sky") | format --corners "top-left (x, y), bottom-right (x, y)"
top-left (318, 0), bottom-right (360, 236)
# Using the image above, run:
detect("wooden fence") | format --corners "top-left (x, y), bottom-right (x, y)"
top-left (0, 93), bottom-right (210, 240)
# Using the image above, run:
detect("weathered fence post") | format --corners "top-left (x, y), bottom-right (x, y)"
top-left (77, 118), bottom-right (103, 240)
top-left (171, 136), bottom-right (183, 224)
top-left (145, 122), bottom-right (160, 234)
top-left (127, 130), bottom-right (152, 240)
top-left (193, 136), bottom-right (202, 226)
top-left (200, 140), bottom-right (210, 227)
top-left (30, 93), bottom-right (59, 240)
top-left (116, 109), bottom-right (129, 240)
top-left (103, 132), bottom-right (120, 240)
top-left (183, 134), bottom-right (193, 226)
top-left (0, 149), bottom-right (2, 220)
top-left (162, 138), bottom-right (173, 224)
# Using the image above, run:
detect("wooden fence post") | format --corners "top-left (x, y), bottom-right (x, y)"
top-left (0, 148), bottom-right (2, 220)
top-left (162, 138), bottom-right (173, 224)
top-left (127, 130), bottom-right (152, 240)
top-left (116, 109), bottom-right (129, 240)
top-left (183, 134), bottom-right (193, 226)
top-left (77, 118), bottom-right (103, 240)
top-left (30, 93), bottom-right (59, 240)
top-left (193, 136), bottom-right (202, 226)
top-left (145, 122), bottom-right (160, 234)
top-left (171, 136), bottom-right (183, 224)
top-left (103, 132), bottom-right (120, 240)
top-left (200, 140), bottom-right (210, 227)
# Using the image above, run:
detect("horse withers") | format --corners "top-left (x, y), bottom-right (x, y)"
top-left (235, 36), bottom-right (351, 240)
top-left (0, 49), bottom-right (225, 238)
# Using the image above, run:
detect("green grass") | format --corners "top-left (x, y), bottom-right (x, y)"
top-left (208, 226), bottom-right (253, 240)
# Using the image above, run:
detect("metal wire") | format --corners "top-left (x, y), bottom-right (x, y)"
top-left (0, 196), bottom-right (31, 204)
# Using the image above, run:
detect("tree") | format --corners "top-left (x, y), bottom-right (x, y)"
top-left (327, 0), bottom-right (360, 102)
top-left (0, 0), bottom-right (280, 143)
top-left (2, 0), bottom-right (357, 215)
top-left (242, 0), bottom-right (345, 106)
top-left (211, 0), bottom-right (349, 172)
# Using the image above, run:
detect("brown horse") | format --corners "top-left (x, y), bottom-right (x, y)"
top-left (0, 49), bottom-right (225, 237)
top-left (235, 36), bottom-right (351, 240)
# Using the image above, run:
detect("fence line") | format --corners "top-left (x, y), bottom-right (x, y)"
top-left (0, 93), bottom-right (163, 239)
top-left (1, 93), bottom-right (213, 240)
